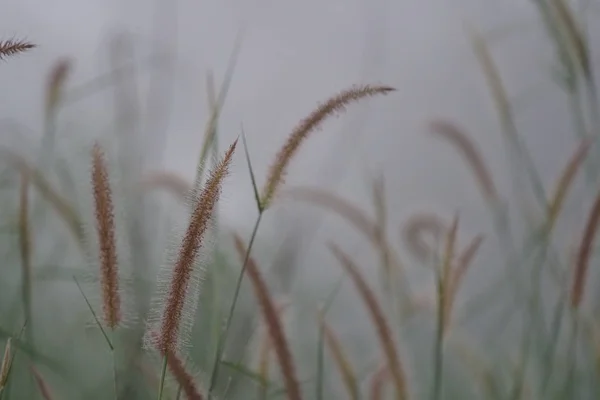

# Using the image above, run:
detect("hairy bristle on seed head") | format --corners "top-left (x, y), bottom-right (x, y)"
top-left (157, 140), bottom-right (237, 352)
top-left (91, 142), bottom-right (121, 329)
top-left (328, 243), bottom-right (407, 400)
top-left (261, 85), bottom-right (395, 208)
top-left (429, 120), bottom-right (499, 204)
top-left (0, 39), bottom-right (35, 60)
top-left (233, 233), bottom-right (302, 400)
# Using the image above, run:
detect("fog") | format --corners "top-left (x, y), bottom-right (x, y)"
top-left (0, 0), bottom-right (599, 397)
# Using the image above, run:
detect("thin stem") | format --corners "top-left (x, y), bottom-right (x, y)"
top-left (157, 356), bottom-right (167, 400)
top-left (207, 212), bottom-right (263, 397)
top-left (112, 329), bottom-right (118, 400)
top-left (432, 267), bottom-right (444, 400)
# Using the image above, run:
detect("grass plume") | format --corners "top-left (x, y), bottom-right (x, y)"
top-left (155, 139), bottom-right (237, 353)
top-left (429, 120), bottom-right (499, 204)
top-left (0, 39), bottom-right (35, 60)
top-left (571, 186), bottom-right (600, 308)
top-left (317, 311), bottom-right (358, 400)
top-left (91, 142), bottom-right (121, 329)
top-left (328, 243), bottom-right (407, 400)
top-left (233, 233), bottom-right (302, 400)
top-left (261, 85), bottom-right (395, 208)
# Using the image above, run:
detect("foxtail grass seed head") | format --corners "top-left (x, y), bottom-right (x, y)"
top-left (317, 312), bottom-right (358, 400)
top-left (429, 120), bottom-right (499, 204)
top-left (234, 233), bottom-right (302, 400)
top-left (329, 243), bottom-right (407, 400)
top-left (261, 85), bottom-right (395, 209)
top-left (91, 142), bottom-right (121, 329)
top-left (164, 347), bottom-right (204, 400)
top-left (571, 187), bottom-right (600, 308)
top-left (547, 139), bottom-right (591, 231)
top-left (31, 366), bottom-right (54, 400)
top-left (0, 39), bottom-right (35, 60)
top-left (46, 58), bottom-right (71, 116)
top-left (156, 140), bottom-right (237, 353)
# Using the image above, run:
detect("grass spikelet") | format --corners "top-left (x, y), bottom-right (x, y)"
top-left (547, 139), bottom-right (591, 232)
top-left (429, 120), bottom-right (499, 203)
top-left (156, 139), bottom-right (237, 353)
top-left (233, 233), bottom-right (302, 400)
top-left (369, 363), bottom-right (390, 400)
top-left (0, 39), bottom-right (35, 60)
top-left (30, 366), bottom-right (54, 400)
top-left (328, 243), bottom-right (407, 400)
top-left (91, 142), bottom-right (121, 329)
top-left (139, 171), bottom-right (193, 202)
top-left (261, 85), bottom-right (395, 208)
top-left (255, 301), bottom-right (290, 399)
top-left (402, 212), bottom-right (447, 264)
top-left (232, 237), bottom-right (289, 398)
top-left (317, 311), bottom-right (358, 400)
top-left (571, 186), bottom-right (600, 308)
top-left (163, 346), bottom-right (204, 400)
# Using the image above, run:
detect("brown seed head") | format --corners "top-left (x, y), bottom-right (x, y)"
top-left (91, 142), bottom-right (121, 329)
top-left (157, 140), bottom-right (237, 352)
top-left (261, 85), bottom-right (395, 208)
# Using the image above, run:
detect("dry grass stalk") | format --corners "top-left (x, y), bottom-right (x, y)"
top-left (429, 121), bottom-right (499, 204)
top-left (328, 243), bottom-right (407, 400)
top-left (139, 171), bottom-right (193, 201)
top-left (369, 363), bottom-right (390, 400)
top-left (0, 39), bottom-right (35, 60)
top-left (30, 366), bottom-right (54, 400)
top-left (0, 339), bottom-right (12, 390)
top-left (91, 142), bottom-right (121, 328)
top-left (156, 140), bottom-right (237, 352)
top-left (317, 311), bottom-right (358, 400)
top-left (261, 85), bottom-right (395, 208)
top-left (571, 186), bottom-right (600, 308)
top-left (402, 212), bottom-right (447, 263)
top-left (233, 233), bottom-right (302, 400)
top-left (547, 139), bottom-right (591, 232)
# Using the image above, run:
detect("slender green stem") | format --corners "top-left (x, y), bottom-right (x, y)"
top-left (432, 267), bottom-right (444, 400)
top-left (112, 329), bottom-right (118, 400)
top-left (207, 212), bottom-right (263, 397)
top-left (157, 356), bottom-right (167, 400)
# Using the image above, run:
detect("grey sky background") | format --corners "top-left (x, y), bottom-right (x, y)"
top-left (0, 0), bottom-right (599, 332)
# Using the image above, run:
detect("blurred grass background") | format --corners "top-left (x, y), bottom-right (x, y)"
top-left (0, 0), bottom-right (600, 399)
